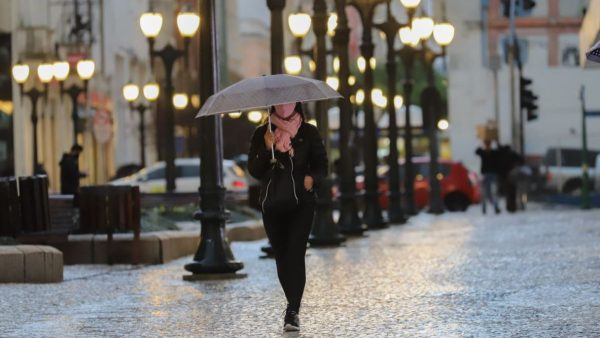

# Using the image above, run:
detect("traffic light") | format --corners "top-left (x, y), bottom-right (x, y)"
top-left (520, 76), bottom-right (539, 121)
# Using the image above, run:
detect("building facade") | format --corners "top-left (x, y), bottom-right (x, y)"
top-left (446, 0), bottom-right (600, 171)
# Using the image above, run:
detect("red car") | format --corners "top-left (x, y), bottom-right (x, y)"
top-left (356, 158), bottom-right (481, 211)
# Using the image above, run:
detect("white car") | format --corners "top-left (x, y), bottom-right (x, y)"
top-left (111, 158), bottom-right (248, 194)
top-left (540, 148), bottom-right (599, 193)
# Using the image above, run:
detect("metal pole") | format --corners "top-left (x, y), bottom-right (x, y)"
top-left (401, 47), bottom-right (417, 215)
top-left (70, 87), bottom-right (79, 145)
top-left (509, 0), bottom-right (518, 151)
top-left (261, 0), bottom-right (286, 257)
top-left (163, 56), bottom-right (177, 193)
top-left (422, 54), bottom-right (444, 214)
top-left (184, 0), bottom-right (244, 278)
top-left (136, 104), bottom-right (147, 168)
top-left (267, 0), bottom-right (286, 74)
top-left (375, 3), bottom-right (406, 224)
top-left (308, 0), bottom-right (345, 247)
top-left (335, 0), bottom-right (365, 235)
top-left (580, 86), bottom-right (591, 210)
top-left (30, 93), bottom-right (39, 174)
top-left (352, 0), bottom-right (387, 229)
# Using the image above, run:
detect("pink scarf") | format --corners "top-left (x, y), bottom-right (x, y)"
top-left (270, 103), bottom-right (302, 156)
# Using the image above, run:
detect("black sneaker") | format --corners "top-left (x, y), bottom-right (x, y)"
top-left (283, 308), bottom-right (300, 332)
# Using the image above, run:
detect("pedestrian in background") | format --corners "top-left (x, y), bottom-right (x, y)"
top-left (247, 102), bottom-right (327, 332)
top-left (476, 139), bottom-right (501, 214)
top-left (59, 144), bottom-right (85, 195)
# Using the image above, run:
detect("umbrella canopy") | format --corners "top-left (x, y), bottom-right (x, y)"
top-left (195, 74), bottom-right (342, 118)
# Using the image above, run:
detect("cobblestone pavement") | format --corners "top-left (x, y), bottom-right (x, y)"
top-left (1, 206), bottom-right (599, 337)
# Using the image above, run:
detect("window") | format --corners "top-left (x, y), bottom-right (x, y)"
top-left (146, 167), bottom-right (165, 180)
top-left (179, 164), bottom-right (199, 178)
top-left (559, 0), bottom-right (586, 18)
top-left (559, 34), bottom-right (580, 68)
top-left (544, 148), bottom-right (600, 168)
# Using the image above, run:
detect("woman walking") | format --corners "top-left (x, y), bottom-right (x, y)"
top-left (248, 102), bottom-right (327, 332)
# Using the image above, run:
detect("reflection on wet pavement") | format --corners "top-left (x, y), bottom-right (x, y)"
top-left (1, 207), bottom-right (599, 337)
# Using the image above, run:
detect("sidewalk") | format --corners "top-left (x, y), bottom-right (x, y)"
top-left (1, 206), bottom-right (599, 337)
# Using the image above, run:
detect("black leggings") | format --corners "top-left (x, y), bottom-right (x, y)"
top-left (262, 201), bottom-right (314, 312)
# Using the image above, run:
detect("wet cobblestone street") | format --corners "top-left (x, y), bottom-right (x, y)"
top-left (1, 206), bottom-right (599, 337)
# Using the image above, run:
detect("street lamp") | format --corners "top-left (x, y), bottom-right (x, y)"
top-left (286, 2), bottom-right (346, 247)
top-left (12, 61), bottom-right (53, 174)
top-left (56, 58), bottom-right (95, 147)
top-left (418, 20), bottom-right (455, 215)
top-left (123, 82), bottom-right (159, 167)
top-left (184, 0), bottom-right (244, 278)
top-left (140, 8), bottom-right (200, 193)
top-left (374, 2), bottom-right (452, 218)
top-left (172, 93), bottom-right (189, 110)
top-left (348, 0), bottom-right (388, 229)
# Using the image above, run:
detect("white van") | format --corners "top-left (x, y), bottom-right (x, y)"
top-left (540, 148), bottom-right (599, 193)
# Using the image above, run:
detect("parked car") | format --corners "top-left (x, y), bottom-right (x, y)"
top-left (539, 148), bottom-right (599, 194)
top-left (355, 158), bottom-right (481, 212)
top-left (111, 158), bottom-right (248, 194)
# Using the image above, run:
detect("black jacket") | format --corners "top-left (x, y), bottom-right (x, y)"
top-left (59, 153), bottom-right (80, 194)
top-left (248, 122), bottom-right (328, 203)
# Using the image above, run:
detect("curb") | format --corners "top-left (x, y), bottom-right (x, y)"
top-left (0, 245), bottom-right (63, 283)
top-left (49, 220), bottom-right (265, 265)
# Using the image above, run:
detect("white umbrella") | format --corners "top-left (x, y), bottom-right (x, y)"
top-left (196, 74), bottom-right (341, 117)
top-left (195, 74), bottom-right (342, 161)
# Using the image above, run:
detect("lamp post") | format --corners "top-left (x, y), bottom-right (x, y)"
top-left (140, 8), bottom-right (200, 193)
top-left (122, 82), bottom-right (160, 168)
top-left (333, 0), bottom-right (365, 236)
top-left (267, 0), bottom-right (286, 74)
top-left (285, 3), bottom-right (345, 247)
top-left (348, 0), bottom-right (387, 230)
top-left (418, 21), bottom-right (454, 214)
top-left (55, 58), bottom-right (94, 146)
top-left (12, 61), bottom-right (54, 174)
top-left (373, 1), bottom-right (417, 224)
top-left (184, 0), bottom-right (244, 279)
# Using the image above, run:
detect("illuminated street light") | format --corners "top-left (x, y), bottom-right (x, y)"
top-left (288, 13), bottom-right (311, 38)
top-left (76, 59), bottom-right (95, 80)
top-left (12, 62), bottom-right (30, 84)
top-left (177, 12), bottom-right (201, 37)
top-left (143, 82), bottom-right (160, 101)
top-left (123, 83), bottom-right (140, 102)
top-left (52, 61), bottom-right (70, 81)
top-left (140, 12), bottom-right (163, 38)
top-left (248, 110), bottom-right (263, 123)
top-left (400, 0), bottom-right (421, 9)
top-left (412, 17), bottom-right (434, 40)
top-left (433, 22), bottom-right (455, 46)
top-left (326, 76), bottom-right (339, 91)
top-left (228, 112), bottom-right (242, 119)
top-left (284, 56), bottom-right (302, 75)
top-left (173, 93), bottom-right (189, 110)
top-left (37, 63), bottom-right (54, 83)
top-left (327, 13), bottom-right (338, 36)
top-left (394, 95), bottom-right (404, 109)
top-left (438, 118), bottom-right (449, 130)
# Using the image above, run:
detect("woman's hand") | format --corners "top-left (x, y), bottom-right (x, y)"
top-left (264, 129), bottom-right (274, 149)
top-left (304, 175), bottom-right (314, 191)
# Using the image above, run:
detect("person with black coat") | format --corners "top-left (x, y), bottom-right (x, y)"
top-left (247, 102), bottom-right (327, 332)
top-left (475, 139), bottom-right (501, 214)
top-left (59, 144), bottom-right (85, 195)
